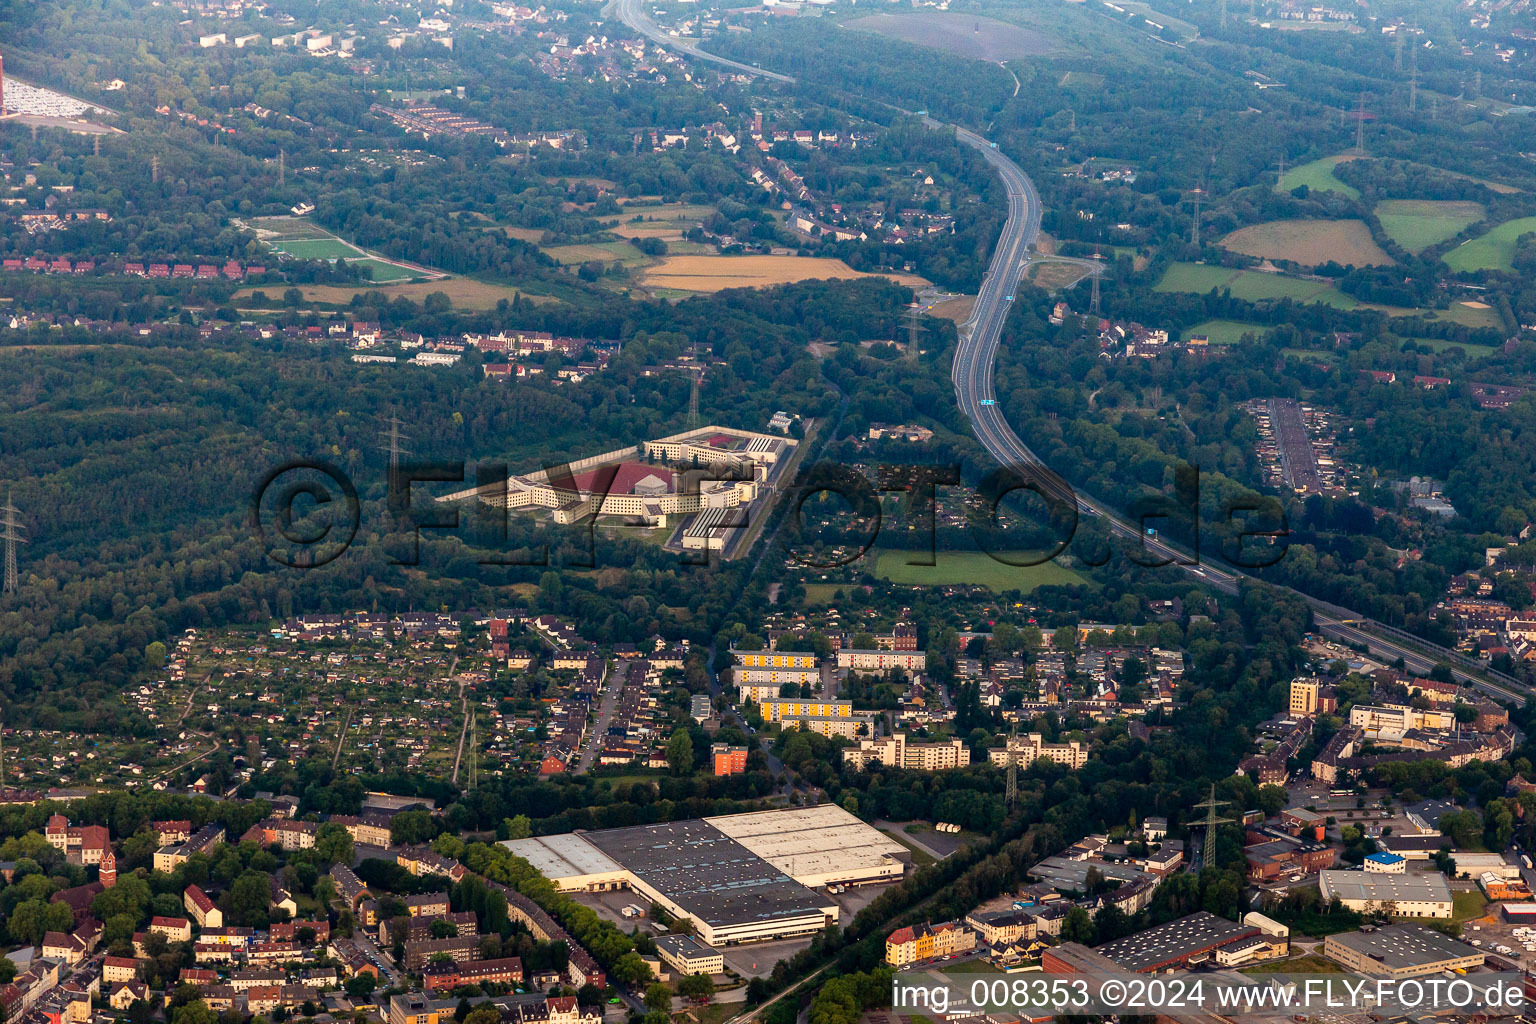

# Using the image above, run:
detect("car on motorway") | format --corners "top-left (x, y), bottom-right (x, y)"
top-left (980, 399), bottom-right (996, 405)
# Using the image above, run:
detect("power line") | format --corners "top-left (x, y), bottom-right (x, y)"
top-left (1191, 784), bottom-right (1234, 870)
top-left (1186, 188), bottom-right (1206, 248)
top-left (1, 488), bottom-right (25, 598)
top-left (901, 301), bottom-right (925, 359)
top-left (378, 414), bottom-right (412, 495)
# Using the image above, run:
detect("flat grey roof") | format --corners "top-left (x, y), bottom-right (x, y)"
top-left (1030, 854), bottom-right (1150, 893)
top-left (655, 933), bottom-right (720, 960)
top-left (1328, 925), bottom-right (1481, 970)
top-left (500, 834), bottom-right (624, 879)
top-left (1097, 912), bottom-right (1257, 972)
top-left (583, 819), bottom-right (830, 930)
top-left (1320, 870), bottom-right (1451, 905)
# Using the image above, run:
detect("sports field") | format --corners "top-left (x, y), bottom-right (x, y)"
top-left (1442, 215), bottom-right (1536, 272)
top-left (873, 550), bottom-right (1092, 593)
top-left (1219, 219), bottom-right (1391, 267)
top-left (1181, 320), bottom-right (1269, 344)
top-left (1155, 263), bottom-right (1358, 308)
top-left (247, 215), bottom-right (439, 281)
top-left (1275, 155), bottom-right (1360, 199)
top-left (641, 255), bottom-right (929, 292)
top-left (270, 237), bottom-right (365, 260)
top-left (349, 258), bottom-right (417, 283)
top-left (1374, 200), bottom-right (1485, 253)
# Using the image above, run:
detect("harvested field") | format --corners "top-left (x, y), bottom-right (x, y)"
top-left (1219, 219), bottom-right (1392, 267)
top-left (640, 255), bottom-right (928, 292)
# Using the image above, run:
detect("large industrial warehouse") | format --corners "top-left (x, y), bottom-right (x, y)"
top-left (501, 806), bottom-right (907, 945)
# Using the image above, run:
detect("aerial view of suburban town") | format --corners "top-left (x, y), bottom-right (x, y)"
top-left (13, 0), bottom-right (1536, 1022)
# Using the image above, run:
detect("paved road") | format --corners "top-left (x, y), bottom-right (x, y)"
top-left (614, 0), bottom-right (1530, 709)
top-left (575, 661), bottom-right (623, 773)
top-left (613, 0), bottom-right (794, 82)
top-left (941, 119), bottom-right (1532, 707)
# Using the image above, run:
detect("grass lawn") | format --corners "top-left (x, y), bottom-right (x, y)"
top-left (1375, 200), bottom-right (1485, 253)
top-left (1059, 70), bottom-right (1105, 88)
top-left (1452, 889), bottom-right (1490, 926)
top-left (1443, 215), bottom-right (1536, 272)
top-left (1240, 954), bottom-right (1343, 976)
top-left (249, 217), bottom-right (332, 239)
top-left (543, 242), bottom-right (648, 264)
top-left (1155, 263), bottom-right (1359, 308)
top-left (1400, 335), bottom-right (1497, 356)
top-left (1281, 348), bottom-right (1333, 363)
top-left (801, 583), bottom-right (845, 605)
top-left (943, 959), bottom-right (1003, 975)
top-left (1428, 301), bottom-right (1503, 330)
top-left (1182, 319), bottom-right (1270, 344)
top-left (872, 550), bottom-right (1092, 593)
top-left (351, 258), bottom-right (419, 283)
top-left (270, 238), bottom-right (364, 260)
top-left (1276, 155), bottom-right (1361, 200)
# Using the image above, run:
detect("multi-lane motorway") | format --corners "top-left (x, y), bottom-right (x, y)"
top-left (610, 0), bottom-right (1531, 706)
top-left (943, 126), bottom-right (1531, 705)
top-left (613, 0), bottom-right (795, 82)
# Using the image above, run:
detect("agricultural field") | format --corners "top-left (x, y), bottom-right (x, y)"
top-left (1181, 320), bottom-right (1270, 344)
top-left (872, 550), bottom-right (1092, 593)
top-left (1443, 215), bottom-right (1536, 272)
top-left (1154, 262), bottom-right (1359, 308)
top-left (640, 255), bottom-right (929, 292)
top-left (543, 241), bottom-right (649, 265)
top-left (843, 12), bottom-right (1056, 59)
top-left (1374, 200), bottom-right (1485, 253)
top-left (1218, 219), bottom-right (1391, 267)
top-left (1275, 155), bottom-right (1360, 199)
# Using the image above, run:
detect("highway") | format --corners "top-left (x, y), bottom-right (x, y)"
top-left (611, 0), bottom-right (1532, 709)
top-left (613, 0), bottom-right (795, 82)
top-left (942, 125), bottom-right (1532, 706)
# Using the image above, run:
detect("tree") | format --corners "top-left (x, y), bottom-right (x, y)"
top-left (227, 871), bottom-right (273, 927)
top-left (390, 810), bottom-right (436, 846)
top-left (644, 983), bottom-right (672, 1013)
top-left (1061, 906), bottom-right (1097, 945)
top-left (170, 1001), bottom-right (218, 1024)
top-left (504, 815), bottom-right (532, 840)
top-left (344, 973), bottom-right (377, 999)
top-left (678, 975), bottom-right (715, 1003)
top-left (464, 1007), bottom-right (501, 1024)
top-left (666, 728), bottom-right (694, 776)
top-left (145, 641), bottom-right (167, 666)
top-left (316, 823), bottom-right (354, 865)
